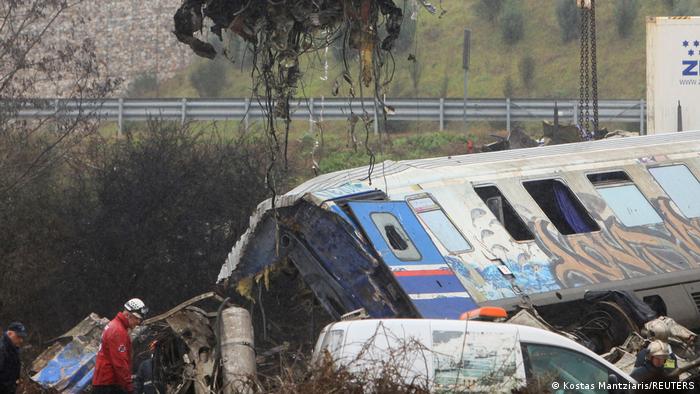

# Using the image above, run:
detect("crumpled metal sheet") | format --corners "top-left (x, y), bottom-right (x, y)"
top-left (164, 308), bottom-right (216, 394)
top-left (217, 194), bottom-right (299, 283)
top-left (30, 314), bottom-right (109, 394)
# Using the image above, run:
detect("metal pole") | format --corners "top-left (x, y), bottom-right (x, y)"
top-left (181, 98), bottom-right (187, 125)
top-left (244, 98), bottom-right (250, 131)
top-left (54, 99), bottom-right (60, 133)
top-left (439, 97), bottom-right (444, 131)
top-left (320, 96), bottom-right (325, 123)
top-left (309, 98), bottom-right (314, 134)
top-left (463, 69), bottom-right (468, 130)
top-left (573, 101), bottom-right (578, 126)
top-left (462, 28), bottom-right (470, 131)
top-left (373, 97), bottom-right (379, 136)
top-left (677, 100), bottom-right (683, 132)
top-left (554, 101), bottom-right (559, 136)
top-left (118, 98), bottom-right (123, 137)
top-left (506, 97), bottom-right (511, 133)
top-left (640, 99), bottom-right (645, 135)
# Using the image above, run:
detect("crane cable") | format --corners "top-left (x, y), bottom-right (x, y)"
top-left (578, 0), bottom-right (598, 140)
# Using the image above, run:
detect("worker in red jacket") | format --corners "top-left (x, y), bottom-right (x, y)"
top-left (93, 299), bottom-right (149, 394)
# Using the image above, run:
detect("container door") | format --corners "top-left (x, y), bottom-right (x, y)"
top-left (347, 201), bottom-right (477, 318)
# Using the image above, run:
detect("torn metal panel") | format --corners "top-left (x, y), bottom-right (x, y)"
top-left (30, 314), bottom-right (109, 394)
top-left (162, 308), bottom-right (216, 394)
top-left (279, 200), bottom-right (418, 318)
top-left (223, 197), bottom-right (418, 320)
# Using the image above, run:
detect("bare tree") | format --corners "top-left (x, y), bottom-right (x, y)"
top-left (0, 0), bottom-right (117, 199)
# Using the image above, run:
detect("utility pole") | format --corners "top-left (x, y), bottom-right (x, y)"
top-left (462, 29), bottom-right (471, 131)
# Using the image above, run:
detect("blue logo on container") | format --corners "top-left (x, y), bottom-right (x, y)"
top-left (681, 39), bottom-right (700, 76)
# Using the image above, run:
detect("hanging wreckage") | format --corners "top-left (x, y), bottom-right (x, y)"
top-left (218, 130), bottom-right (700, 352)
top-left (173, 0), bottom-right (436, 117)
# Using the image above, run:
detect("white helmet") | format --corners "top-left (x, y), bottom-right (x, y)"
top-left (648, 340), bottom-right (670, 357)
top-left (124, 298), bottom-right (149, 319)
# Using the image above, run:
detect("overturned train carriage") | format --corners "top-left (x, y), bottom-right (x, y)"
top-left (219, 131), bottom-right (700, 329)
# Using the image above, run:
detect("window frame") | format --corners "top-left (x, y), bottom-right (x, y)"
top-left (647, 163), bottom-right (700, 219)
top-left (369, 211), bottom-right (423, 261)
top-left (520, 177), bottom-right (601, 237)
top-left (405, 193), bottom-right (473, 254)
top-left (585, 169), bottom-right (663, 228)
top-left (472, 183), bottom-right (536, 243)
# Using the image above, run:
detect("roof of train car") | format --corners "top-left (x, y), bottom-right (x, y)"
top-left (289, 131), bottom-right (700, 197)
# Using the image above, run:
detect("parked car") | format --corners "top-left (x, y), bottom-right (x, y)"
top-left (313, 318), bottom-right (636, 393)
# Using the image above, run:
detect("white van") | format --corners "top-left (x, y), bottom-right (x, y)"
top-left (312, 319), bottom-right (635, 393)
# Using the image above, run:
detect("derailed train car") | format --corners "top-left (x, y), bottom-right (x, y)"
top-left (218, 131), bottom-right (700, 331)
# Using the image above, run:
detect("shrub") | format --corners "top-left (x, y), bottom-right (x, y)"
top-left (503, 76), bottom-right (515, 98)
top-left (669, 0), bottom-right (700, 16)
top-left (556, 0), bottom-right (580, 43)
top-left (0, 121), bottom-right (270, 338)
top-left (501, 1), bottom-right (525, 45)
top-left (125, 72), bottom-right (159, 98)
top-left (614, 0), bottom-right (639, 38)
top-left (439, 73), bottom-right (450, 98)
top-left (519, 56), bottom-right (536, 89)
top-left (475, 0), bottom-right (505, 22)
top-left (190, 58), bottom-right (230, 97)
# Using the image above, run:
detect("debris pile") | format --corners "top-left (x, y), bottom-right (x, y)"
top-left (508, 290), bottom-right (700, 384)
top-left (27, 288), bottom-right (700, 392)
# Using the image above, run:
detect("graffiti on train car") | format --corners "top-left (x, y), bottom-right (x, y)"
top-left (531, 195), bottom-right (700, 288)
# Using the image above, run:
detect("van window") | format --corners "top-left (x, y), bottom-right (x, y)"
top-left (522, 343), bottom-right (613, 394)
top-left (473, 185), bottom-right (535, 241)
top-left (649, 165), bottom-right (700, 218)
top-left (407, 195), bottom-right (472, 253)
top-left (522, 179), bottom-right (600, 235)
top-left (320, 329), bottom-right (345, 355)
top-left (432, 330), bottom-right (524, 392)
top-left (370, 213), bottom-right (421, 261)
top-left (588, 171), bottom-right (662, 227)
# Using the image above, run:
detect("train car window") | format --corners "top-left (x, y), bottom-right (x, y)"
top-left (588, 171), bottom-right (662, 227)
top-left (522, 179), bottom-right (600, 235)
top-left (370, 212), bottom-right (422, 261)
top-left (473, 186), bottom-right (535, 241)
top-left (407, 195), bottom-right (472, 253)
top-left (649, 165), bottom-right (700, 218)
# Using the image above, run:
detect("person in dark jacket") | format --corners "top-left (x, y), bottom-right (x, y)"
top-left (134, 341), bottom-right (164, 394)
top-left (631, 340), bottom-right (679, 383)
top-left (0, 322), bottom-right (28, 394)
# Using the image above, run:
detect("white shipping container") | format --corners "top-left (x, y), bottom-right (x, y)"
top-left (647, 16), bottom-right (700, 134)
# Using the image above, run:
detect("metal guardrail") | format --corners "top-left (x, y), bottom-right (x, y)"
top-left (9, 97), bottom-right (646, 135)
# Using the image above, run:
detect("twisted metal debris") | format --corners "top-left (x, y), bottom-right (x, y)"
top-left (174, 0), bottom-right (435, 167)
